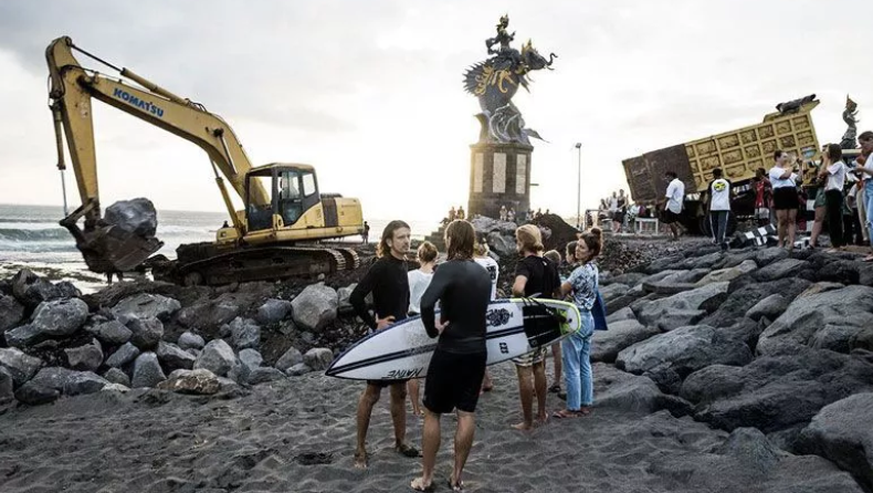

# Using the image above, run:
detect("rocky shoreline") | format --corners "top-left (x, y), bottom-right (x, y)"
top-left (2, 223), bottom-right (873, 491)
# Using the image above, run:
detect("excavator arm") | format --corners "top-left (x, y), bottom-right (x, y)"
top-left (46, 36), bottom-right (268, 272)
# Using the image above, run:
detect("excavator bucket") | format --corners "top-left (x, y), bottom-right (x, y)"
top-left (65, 222), bottom-right (163, 274)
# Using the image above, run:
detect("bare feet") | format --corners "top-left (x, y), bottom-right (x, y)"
top-left (535, 413), bottom-right (548, 426)
top-left (511, 421), bottom-right (533, 431)
top-left (353, 450), bottom-right (368, 469)
top-left (410, 477), bottom-right (434, 492)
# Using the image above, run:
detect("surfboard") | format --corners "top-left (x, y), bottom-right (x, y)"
top-left (325, 298), bottom-right (582, 381)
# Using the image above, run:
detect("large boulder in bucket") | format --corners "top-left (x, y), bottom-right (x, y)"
top-left (104, 198), bottom-right (158, 238)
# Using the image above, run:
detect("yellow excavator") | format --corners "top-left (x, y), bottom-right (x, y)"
top-left (46, 36), bottom-right (364, 285)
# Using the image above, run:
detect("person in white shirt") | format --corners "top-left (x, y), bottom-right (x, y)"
top-left (768, 150), bottom-right (800, 250)
top-left (407, 241), bottom-right (439, 416)
top-left (662, 171), bottom-right (685, 241)
top-left (473, 241), bottom-right (498, 392)
top-left (705, 168), bottom-right (732, 251)
top-left (850, 131), bottom-right (873, 261)
top-left (817, 143), bottom-right (847, 250)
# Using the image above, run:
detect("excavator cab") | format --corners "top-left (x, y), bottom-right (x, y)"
top-left (245, 164), bottom-right (321, 232)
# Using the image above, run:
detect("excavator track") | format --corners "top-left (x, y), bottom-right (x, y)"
top-left (170, 246), bottom-right (352, 286)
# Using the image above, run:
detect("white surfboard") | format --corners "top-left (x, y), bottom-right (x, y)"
top-left (325, 298), bottom-right (582, 381)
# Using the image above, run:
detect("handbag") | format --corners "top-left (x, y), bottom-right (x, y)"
top-left (592, 290), bottom-right (608, 331)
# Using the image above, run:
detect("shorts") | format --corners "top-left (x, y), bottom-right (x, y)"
top-left (366, 379), bottom-right (408, 388)
top-left (773, 187), bottom-right (799, 210)
top-left (661, 209), bottom-right (681, 224)
top-left (613, 212), bottom-right (626, 223)
top-left (813, 188), bottom-right (826, 209)
top-left (423, 350), bottom-right (487, 414)
top-left (512, 346), bottom-right (547, 367)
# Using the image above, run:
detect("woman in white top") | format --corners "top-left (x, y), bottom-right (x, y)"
top-left (818, 144), bottom-right (847, 251)
top-left (768, 150), bottom-right (800, 250)
top-left (407, 241), bottom-right (439, 416)
top-left (473, 241), bottom-right (498, 392)
top-left (851, 131), bottom-right (873, 261)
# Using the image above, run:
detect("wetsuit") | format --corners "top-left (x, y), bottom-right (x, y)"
top-left (420, 259), bottom-right (491, 413)
top-left (349, 255), bottom-right (409, 386)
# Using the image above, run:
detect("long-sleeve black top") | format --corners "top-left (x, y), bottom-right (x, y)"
top-left (420, 259), bottom-right (491, 354)
top-left (349, 255), bottom-right (410, 330)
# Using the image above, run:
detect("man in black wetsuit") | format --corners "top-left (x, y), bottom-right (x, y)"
top-left (410, 220), bottom-right (492, 492)
top-left (349, 220), bottom-right (419, 469)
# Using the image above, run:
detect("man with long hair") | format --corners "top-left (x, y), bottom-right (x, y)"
top-left (349, 220), bottom-right (419, 468)
top-left (411, 220), bottom-right (491, 492)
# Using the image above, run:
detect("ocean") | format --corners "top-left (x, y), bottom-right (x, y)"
top-left (0, 204), bottom-right (436, 293)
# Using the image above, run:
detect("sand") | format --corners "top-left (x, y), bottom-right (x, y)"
top-left (0, 359), bottom-right (862, 493)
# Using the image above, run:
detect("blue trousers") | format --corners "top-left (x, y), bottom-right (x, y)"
top-left (865, 181), bottom-right (873, 242)
top-left (562, 309), bottom-right (594, 410)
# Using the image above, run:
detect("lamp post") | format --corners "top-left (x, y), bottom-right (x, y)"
top-left (575, 142), bottom-right (582, 230)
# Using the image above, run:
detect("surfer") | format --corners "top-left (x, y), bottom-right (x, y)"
top-left (411, 219), bottom-right (491, 492)
top-left (510, 224), bottom-right (561, 431)
top-left (407, 241), bottom-right (439, 417)
top-left (349, 220), bottom-right (419, 469)
top-left (554, 228), bottom-right (602, 418)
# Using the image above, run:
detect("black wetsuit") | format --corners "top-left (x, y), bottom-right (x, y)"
top-left (349, 255), bottom-right (409, 387)
top-left (420, 259), bottom-right (491, 413)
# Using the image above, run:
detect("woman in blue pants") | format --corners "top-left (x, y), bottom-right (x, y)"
top-left (554, 227), bottom-right (602, 418)
top-left (851, 131), bottom-right (873, 261)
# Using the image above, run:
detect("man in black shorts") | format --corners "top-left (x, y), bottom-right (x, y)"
top-left (349, 220), bottom-right (419, 469)
top-left (410, 220), bottom-right (491, 492)
top-left (662, 170), bottom-right (685, 240)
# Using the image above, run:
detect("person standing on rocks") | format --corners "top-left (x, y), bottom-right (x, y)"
top-left (851, 131), bottom-right (873, 260)
top-left (411, 219), bottom-right (491, 492)
top-left (349, 220), bottom-right (419, 469)
top-left (705, 168), bottom-right (732, 251)
top-left (554, 228), bottom-right (602, 419)
top-left (510, 224), bottom-right (561, 430)
top-left (752, 168), bottom-right (773, 227)
top-left (473, 240), bottom-right (499, 393)
top-left (769, 150), bottom-right (800, 250)
top-left (361, 221), bottom-right (370, 244)
top-left (407, 241), bottom-right (439, 417)
top-left (818, 143), bottom-right (847, 251)
top-left (662, 171), bottom-right (685, 241)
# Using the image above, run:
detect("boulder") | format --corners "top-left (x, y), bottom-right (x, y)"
top-left (104, 198), bottom-right (158, 237)
top-left (753, 258), bottom-right (808, 282)
top-left (746, 294), bottom-right (789, 322)
top-left (695, 260), bottom-right (758, 286)
top-left (238, 348), bottom-right (263, 373)
top-left (64, 340), bottom-right (103, 372)
top-left (131, 352), bottom-right (166, 388)
top-left (712, 250), bottom-right (758, 270)
top-left (105, 342), bottom-right (140, 368)
top-left (599, 283), bottom-right (629, 304)
top-left (20, 367), bottom-right (108, 397)
top-left (126, 317), bottom-right (164, 350)
top-left (11, 270), bottom-right (65, 309)
top-left (635, 282), bottom-right (729, 331)
top-left (87, 320), bottom-right (132, 346)
top-left (227, 317), bottom-right (261, 350)
top-left (486, 231), bottom-right (516, 257)
top-left (677, 251), bottom-right (723, 270)
top-left (102, 383), bottom-right (130, 393)
top-left (0, 294), bottom-right (24, 332)
top-left (754, 247), bottom-right (789, 267)
top-left (31, 298), bottom-right (90, 337)
top-left (157, 368), bottom-right (221, 395)
top-left (102, 367), bottom-right (131, 387)
top-left (0, 366), bottom-right (13, 402)
top-left (155, 341), bottom-right (196, 371)
top-left (799, 281), bottom-right (846, 298)
top-left (757, 285), bottom-right (873, 355)
top-left (605, 306), bottom-right (636, 324)
top-left (177, 331), bottom-right (205, 350)
top-left (798, 393), bottom-right (873, 491)
top-left (303, 348), bottom-right (333, 371)
top-left (274, 347), bottom-right (304, 372)
top-left (591, 319), bottom-right (659, 363)
top-left (193, 339), bottom-right (236, 377)
top-left (594, 363), bottom-right (691, 415)
top-left (683, 348), bottom-right (873, 433)
top-left (701, 277), bottom-right (810, 329)
top-left (605, 272), bottom-right (646, 288)
top-left (0, 347), bottom-right (42, 386)
top-left (291, 284), bottom-right (338, 332)
top-left (616, 324), bottom-right (753, 394)
top-left (176, 299), bottom-right (241, 330)
top-left (337, 284), bottom-right (356, 314)
top-left (255, 299), bottom-right (293, 325)
top-left (286, 363), bottom-right (312, 376)
top-left (14, 382), bottom-right (60, 405)
top-left (4, 324), bottom-right (42, 348)
top-left (111, 293), bottom-right (180, 323)
top-left (248, 367), bottom-right (286, 385)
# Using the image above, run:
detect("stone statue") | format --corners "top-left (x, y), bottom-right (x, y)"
top-left (841, 95), bottom-right (859, 149)
top-left (464, 15), bottom-right (557, 145)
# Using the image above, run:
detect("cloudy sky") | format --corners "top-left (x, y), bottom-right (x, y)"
top-left (0, 0), bottom-right (869, 224)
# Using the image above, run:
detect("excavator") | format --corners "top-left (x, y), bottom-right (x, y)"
top-left (46, 36), bottom-right (364, 285)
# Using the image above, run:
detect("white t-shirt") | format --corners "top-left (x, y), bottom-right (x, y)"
top-left (474, 256), bottom-right (499, 300)
top-left (407, 269), bottom-right (434, 314)
top-left (768, 166), bottom-right (798, 189)
top-left (709, 178), bottom-right (731, 211)
top-left (825, 162), bottom-right (846, 191)
top-left (665, 178), bottom-right (685, 213)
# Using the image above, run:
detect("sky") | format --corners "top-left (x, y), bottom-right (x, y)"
top-left (0, 0), bottom-right (870, 225)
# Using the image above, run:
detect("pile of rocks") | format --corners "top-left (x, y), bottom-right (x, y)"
top-left (0, 269), bottom-right (352, 406)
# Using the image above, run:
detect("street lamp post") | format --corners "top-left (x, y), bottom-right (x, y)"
top-left (575, 142), bottom-right (582, 230)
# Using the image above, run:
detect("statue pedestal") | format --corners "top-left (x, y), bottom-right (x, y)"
top-left (467, 142), bottom-right (533, 219)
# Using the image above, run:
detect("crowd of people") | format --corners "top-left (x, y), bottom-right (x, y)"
top-left (349, 219), bottom-right (604, 491)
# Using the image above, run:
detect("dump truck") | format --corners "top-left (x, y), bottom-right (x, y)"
top-left (622, 95), bottom-right (825, 232)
